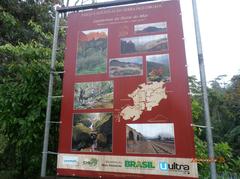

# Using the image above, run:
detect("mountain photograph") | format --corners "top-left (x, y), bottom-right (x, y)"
top-left (146, 54), bottom-right (170, 82)
top-left (109, 56), bottom-right (143, 78)
top-left (135, 22), bottom-right (167, 34)
top-left (121, 34), bottom-right (168, 54)
top-left (76, 28), bottom-right (108, 75)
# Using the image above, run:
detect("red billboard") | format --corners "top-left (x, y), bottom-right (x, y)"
top-left (57, 1), bottom-right (198, 178)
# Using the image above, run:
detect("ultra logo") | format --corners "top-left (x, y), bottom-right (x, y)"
top-left (125, 160), bottom-right (156, 169)
top-left (159, 162), bottom-right (190, 174)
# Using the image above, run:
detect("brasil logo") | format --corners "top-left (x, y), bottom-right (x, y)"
top-left (125, 160), bottom-right (156, 169)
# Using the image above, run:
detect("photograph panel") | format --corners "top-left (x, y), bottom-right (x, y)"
top-left (76, 28), bottom-right (108, 75)
top-left (146, 54), bottom-right (171, 82)
top-left (126, 123), bottom-right (175, 154)
top-left (72, 112), bottom-right (113, 152)
top-left (120, 34), bottom-right (168, 54)
top-left (74, 81), bottom-right (113, 109)
top-left (134, 22), bottom-right (167, 34)
top-left (109, 56), bottom-right (143, 78)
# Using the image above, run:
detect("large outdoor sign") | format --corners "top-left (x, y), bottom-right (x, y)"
top-left (57, 0), bottom-right (198, 178)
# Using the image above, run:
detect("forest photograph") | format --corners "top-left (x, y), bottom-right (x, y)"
top-left (146, 54), bottom-right (171, 82)
top-left (76, 28), bottom-right (108, 75)
top-left (134, 22), bottom-right (167, 34)
top-left (72, 113), bottom-right (112, 152)
top-left (109, 56), bottom-right (143, 78)
top-left (120, 34), bottom-right (168, 54)
top-left (74, 81), bottom-right (114, 109)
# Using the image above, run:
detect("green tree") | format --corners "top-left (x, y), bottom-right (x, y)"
top-left (0, 1), bottom-right (64, 178)
top-left (0, 0), bottom-right (58, 45)
top-left (0, 35), bottom-right (63, 179)
top-left (224, 74), bottom-right (240, 155)
top-left (189, 75), bottom-right (240, 178)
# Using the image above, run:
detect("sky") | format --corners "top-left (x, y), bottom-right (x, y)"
top-left (122, 34), bottom-right (166, 45)
top-left (181, 0), bottom-right (240, 82)
top-left (146, 54), bottom-right (169, 64)
top-left (135, 22), bottom-right (167, 31)
top-left (127, 123), bottom-right (174, 138)
top-left (67, 0), bottom-right (240, 82)
top-left (113, 57), bottom-right (143, 64)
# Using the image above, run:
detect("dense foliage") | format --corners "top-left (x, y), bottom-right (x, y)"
top-left (0, 1), bottom-right (63, 178)
top-left (190, 75), bottom-right (240, 178)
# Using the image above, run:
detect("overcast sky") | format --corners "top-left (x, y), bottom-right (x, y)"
top-left (181, 0), bottom-right (240, 82)
top-left (127, 123), bottom-right (174, 138)
top-left (67, 0), bottom-right (240, 82)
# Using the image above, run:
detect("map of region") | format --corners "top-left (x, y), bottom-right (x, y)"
top-left (120, 81), bottom-right (167, 121)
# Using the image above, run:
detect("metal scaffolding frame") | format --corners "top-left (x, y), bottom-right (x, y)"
top-left (40, 0), bottom-right (216, 178)
top-left (40, 10), bottom-right (60, 177)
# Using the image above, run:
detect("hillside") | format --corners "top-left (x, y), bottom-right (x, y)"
top-left (110, 59), bottom-right (141, 67)
top-left (81, 31), bottom-right (107, 41)
top-left (136, 26), bottom-right (165, 33)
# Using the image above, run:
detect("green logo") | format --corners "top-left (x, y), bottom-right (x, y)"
top-left (125, 160), bottom-right (156, 169)
top-left (83, 158), bottom-right (98, 167)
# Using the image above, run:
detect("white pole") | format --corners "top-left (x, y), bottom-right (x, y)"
top-left (191, 0), bottom-right (217, 178)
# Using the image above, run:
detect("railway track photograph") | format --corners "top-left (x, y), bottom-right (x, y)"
top-left (126, 123), bottom-right (175, 154)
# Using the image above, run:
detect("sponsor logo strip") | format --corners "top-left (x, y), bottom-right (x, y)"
top-left (57, 154), bottom-right (198, 178)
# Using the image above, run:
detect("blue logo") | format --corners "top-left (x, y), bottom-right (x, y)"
top-left (62, 156), bottom-right (79, 165)
top-left (159, 162), bottom-right (168, 171)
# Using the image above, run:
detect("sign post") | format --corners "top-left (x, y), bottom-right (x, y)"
top-left (192, 0), bottom-right (217, 178)
top-left (41, 11), bottom-right (60, 177)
